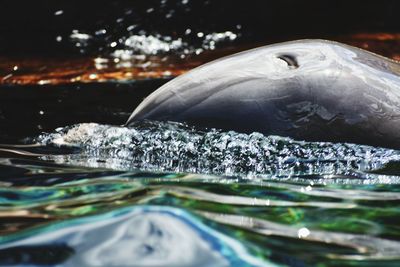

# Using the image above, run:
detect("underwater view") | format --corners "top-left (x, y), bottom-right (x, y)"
top-left (1, 0), bottom-right (400, 266)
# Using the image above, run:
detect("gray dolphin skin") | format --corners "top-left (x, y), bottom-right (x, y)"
top-left (126, 40), bottom-right (400, 148)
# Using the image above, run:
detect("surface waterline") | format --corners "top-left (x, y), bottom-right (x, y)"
top-left (0, 121), bottom-right (400, 266)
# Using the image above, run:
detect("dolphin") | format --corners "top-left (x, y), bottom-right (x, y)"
top-left (126, 40), bottom-right (400, 149)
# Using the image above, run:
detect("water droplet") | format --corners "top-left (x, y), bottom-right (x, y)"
top-left (2, 74), bottom-right (12, 81)
top-left (54, 10), bottom-right (64, 16)
top-left (163, 71), bottom-right (172, 76)
top-left (95, 29), bottom-right (107, 36)
top-left (38, 80), bottom-right (50, 85)
top-left (70, 32), bottom-right (91, 40)
top-left (298, 227), bottom-right (310, 238)
top-left (127, 25), bottom-right (137, 31)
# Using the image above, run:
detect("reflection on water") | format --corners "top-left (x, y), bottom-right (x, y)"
top-left (0, 121), bottom-right (399, 266)
top-left (0, 206), bottom-right (274, 267)
top-left (0, 156), bottom-right (399, 266)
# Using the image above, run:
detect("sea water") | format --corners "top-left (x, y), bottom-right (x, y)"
top-left (0, 120), bottom-right (399, 266)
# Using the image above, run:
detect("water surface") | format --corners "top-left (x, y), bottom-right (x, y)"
top-left (1, 1), bottom-right (400, 266)
top-left (0, 120), bottom-right (400, 266)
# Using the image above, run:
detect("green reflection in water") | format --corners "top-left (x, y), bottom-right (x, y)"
top-left (0, 161), bottom-right (399, 266)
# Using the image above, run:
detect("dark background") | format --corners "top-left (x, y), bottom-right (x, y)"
top-left (1, 0), bottom-right (399, 57)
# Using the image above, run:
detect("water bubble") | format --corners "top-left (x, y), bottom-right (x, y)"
top-left (54, 10), bottom-right (64, 16)
top-left (95, 29), bottom-right (107, 36)
top-left (89, 74), bottom-right (98, 80)
top-left (36, 121), bottom-right (400, 180)
top-left (70, 32), bottom-right (91, 40)
top-left (127, 25), bottom-right (137, 31)
top-left (298, 228), bottom-right (310, 238)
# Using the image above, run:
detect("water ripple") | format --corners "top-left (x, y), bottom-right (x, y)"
top-left (201, 211), bottom-right (400, 260)
top-left (0, 206), bottom-right (274, 267)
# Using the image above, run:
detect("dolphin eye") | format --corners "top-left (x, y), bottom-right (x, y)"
top-left (277, 54), bottom-right (299, 69)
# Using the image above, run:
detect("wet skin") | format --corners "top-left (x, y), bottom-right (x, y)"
top-left (127, 40), bottom-right (400, 148)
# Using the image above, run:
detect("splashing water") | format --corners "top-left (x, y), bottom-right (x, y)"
top-left (110, 31), bottom-right (237, 58)
top-left (36, 121), bottom-right (400, 182)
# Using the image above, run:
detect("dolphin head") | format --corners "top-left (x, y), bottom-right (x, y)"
top-left (125, 39), bottom-right (400, 148)
top-left (126, 40), bottom-right (345, 122)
